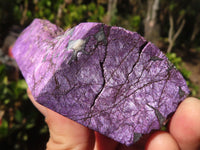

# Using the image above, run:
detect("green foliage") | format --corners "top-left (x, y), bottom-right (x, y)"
top-left (0, 119), bottom-right (8, 138)
top-left (169, 1), bottom-right (177, 11)
top-left (61, 2), bottom-right (105, 28)
top-left (166, 53), bottom-right (190, 79)
top-left (34, 0), bottom-right (58, 22)
top-left (62, 4), bottom-right (88, 27)
top-left (0, 64), bottom-right (47, 150)
top-left (87, 3), bottom-right (105, 22)
top-left (129, 15), bottom-right (141, 32)
top-left (33, 1), bottom-right (105, 28)
top-left (13, 2), bottom-right (22, 22)
top-left (166, 53), bottom-right (199, 97)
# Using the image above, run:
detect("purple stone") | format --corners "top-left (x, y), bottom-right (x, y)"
top-left (12, 19), bottom-right (189, 146)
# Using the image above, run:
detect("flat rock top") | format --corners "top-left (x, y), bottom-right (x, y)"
top-left (12, 19), bottom-right (189, 146)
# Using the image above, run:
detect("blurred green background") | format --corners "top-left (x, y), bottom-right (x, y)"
top-left (0, 0), bottom-right (200, 149)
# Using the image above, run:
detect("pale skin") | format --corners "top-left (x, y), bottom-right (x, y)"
top-left (27, 89), bottom-right (200, 150)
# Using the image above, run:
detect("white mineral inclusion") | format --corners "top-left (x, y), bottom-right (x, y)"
top-left (67, 39), bottom-right (86, 52)
top-left (95, 30), bottom-right (105, 42)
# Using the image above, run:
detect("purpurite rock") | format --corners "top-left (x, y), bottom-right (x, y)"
top-left (12, 19), bottom-right (189, 146)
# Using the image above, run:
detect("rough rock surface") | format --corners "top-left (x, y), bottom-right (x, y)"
top-left (12, 19), bottom-right (189, 146)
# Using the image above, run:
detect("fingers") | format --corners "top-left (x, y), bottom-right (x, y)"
top-left (27, 88), bottom-right (95, 150)
top-left (146, 131), bottom-right (179, 150)
top-left (145, 97), bottom-right (200, 150)
top-left (46, 109), bottom-right (95, 150)
top-left (169, 97), bottom-right (200, 150)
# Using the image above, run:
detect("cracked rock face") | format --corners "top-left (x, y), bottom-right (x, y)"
top-left (12, 19), bottom-right (189, 146)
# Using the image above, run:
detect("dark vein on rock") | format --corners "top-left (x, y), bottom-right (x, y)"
top-left (127, 41), bottom-right (148, 77)
top-left (90, 62), bottom-right (105, 108)
top-left (139, 41), bottom-right (148, 52)
top-left (90, 25), bottom-right (109, 109)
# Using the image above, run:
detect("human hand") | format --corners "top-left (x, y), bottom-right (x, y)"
top-left (27, 89), bottom-right (200, 150)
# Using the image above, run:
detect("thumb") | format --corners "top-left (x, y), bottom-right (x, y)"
top-left (27, 88), bottom-right (95, 150)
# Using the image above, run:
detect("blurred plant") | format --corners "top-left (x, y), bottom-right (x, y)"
top-left (129, 15), bottom-right (141, 32)
top-left (33, 1), bottom-right (105, 28)
top-left (34, 0), bottom-right (59, 22)
top-left (61, 2), bottom-right (105, 28)
top-left (0, 64), bottom-right (47, 150)
top-left (87, 2), bottom-right (105, 22)
top-left (166, 53), bottom-right (199, 97)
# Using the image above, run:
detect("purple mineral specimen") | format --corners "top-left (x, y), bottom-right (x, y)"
top-left (12, 19), bottom-right (189, 146)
